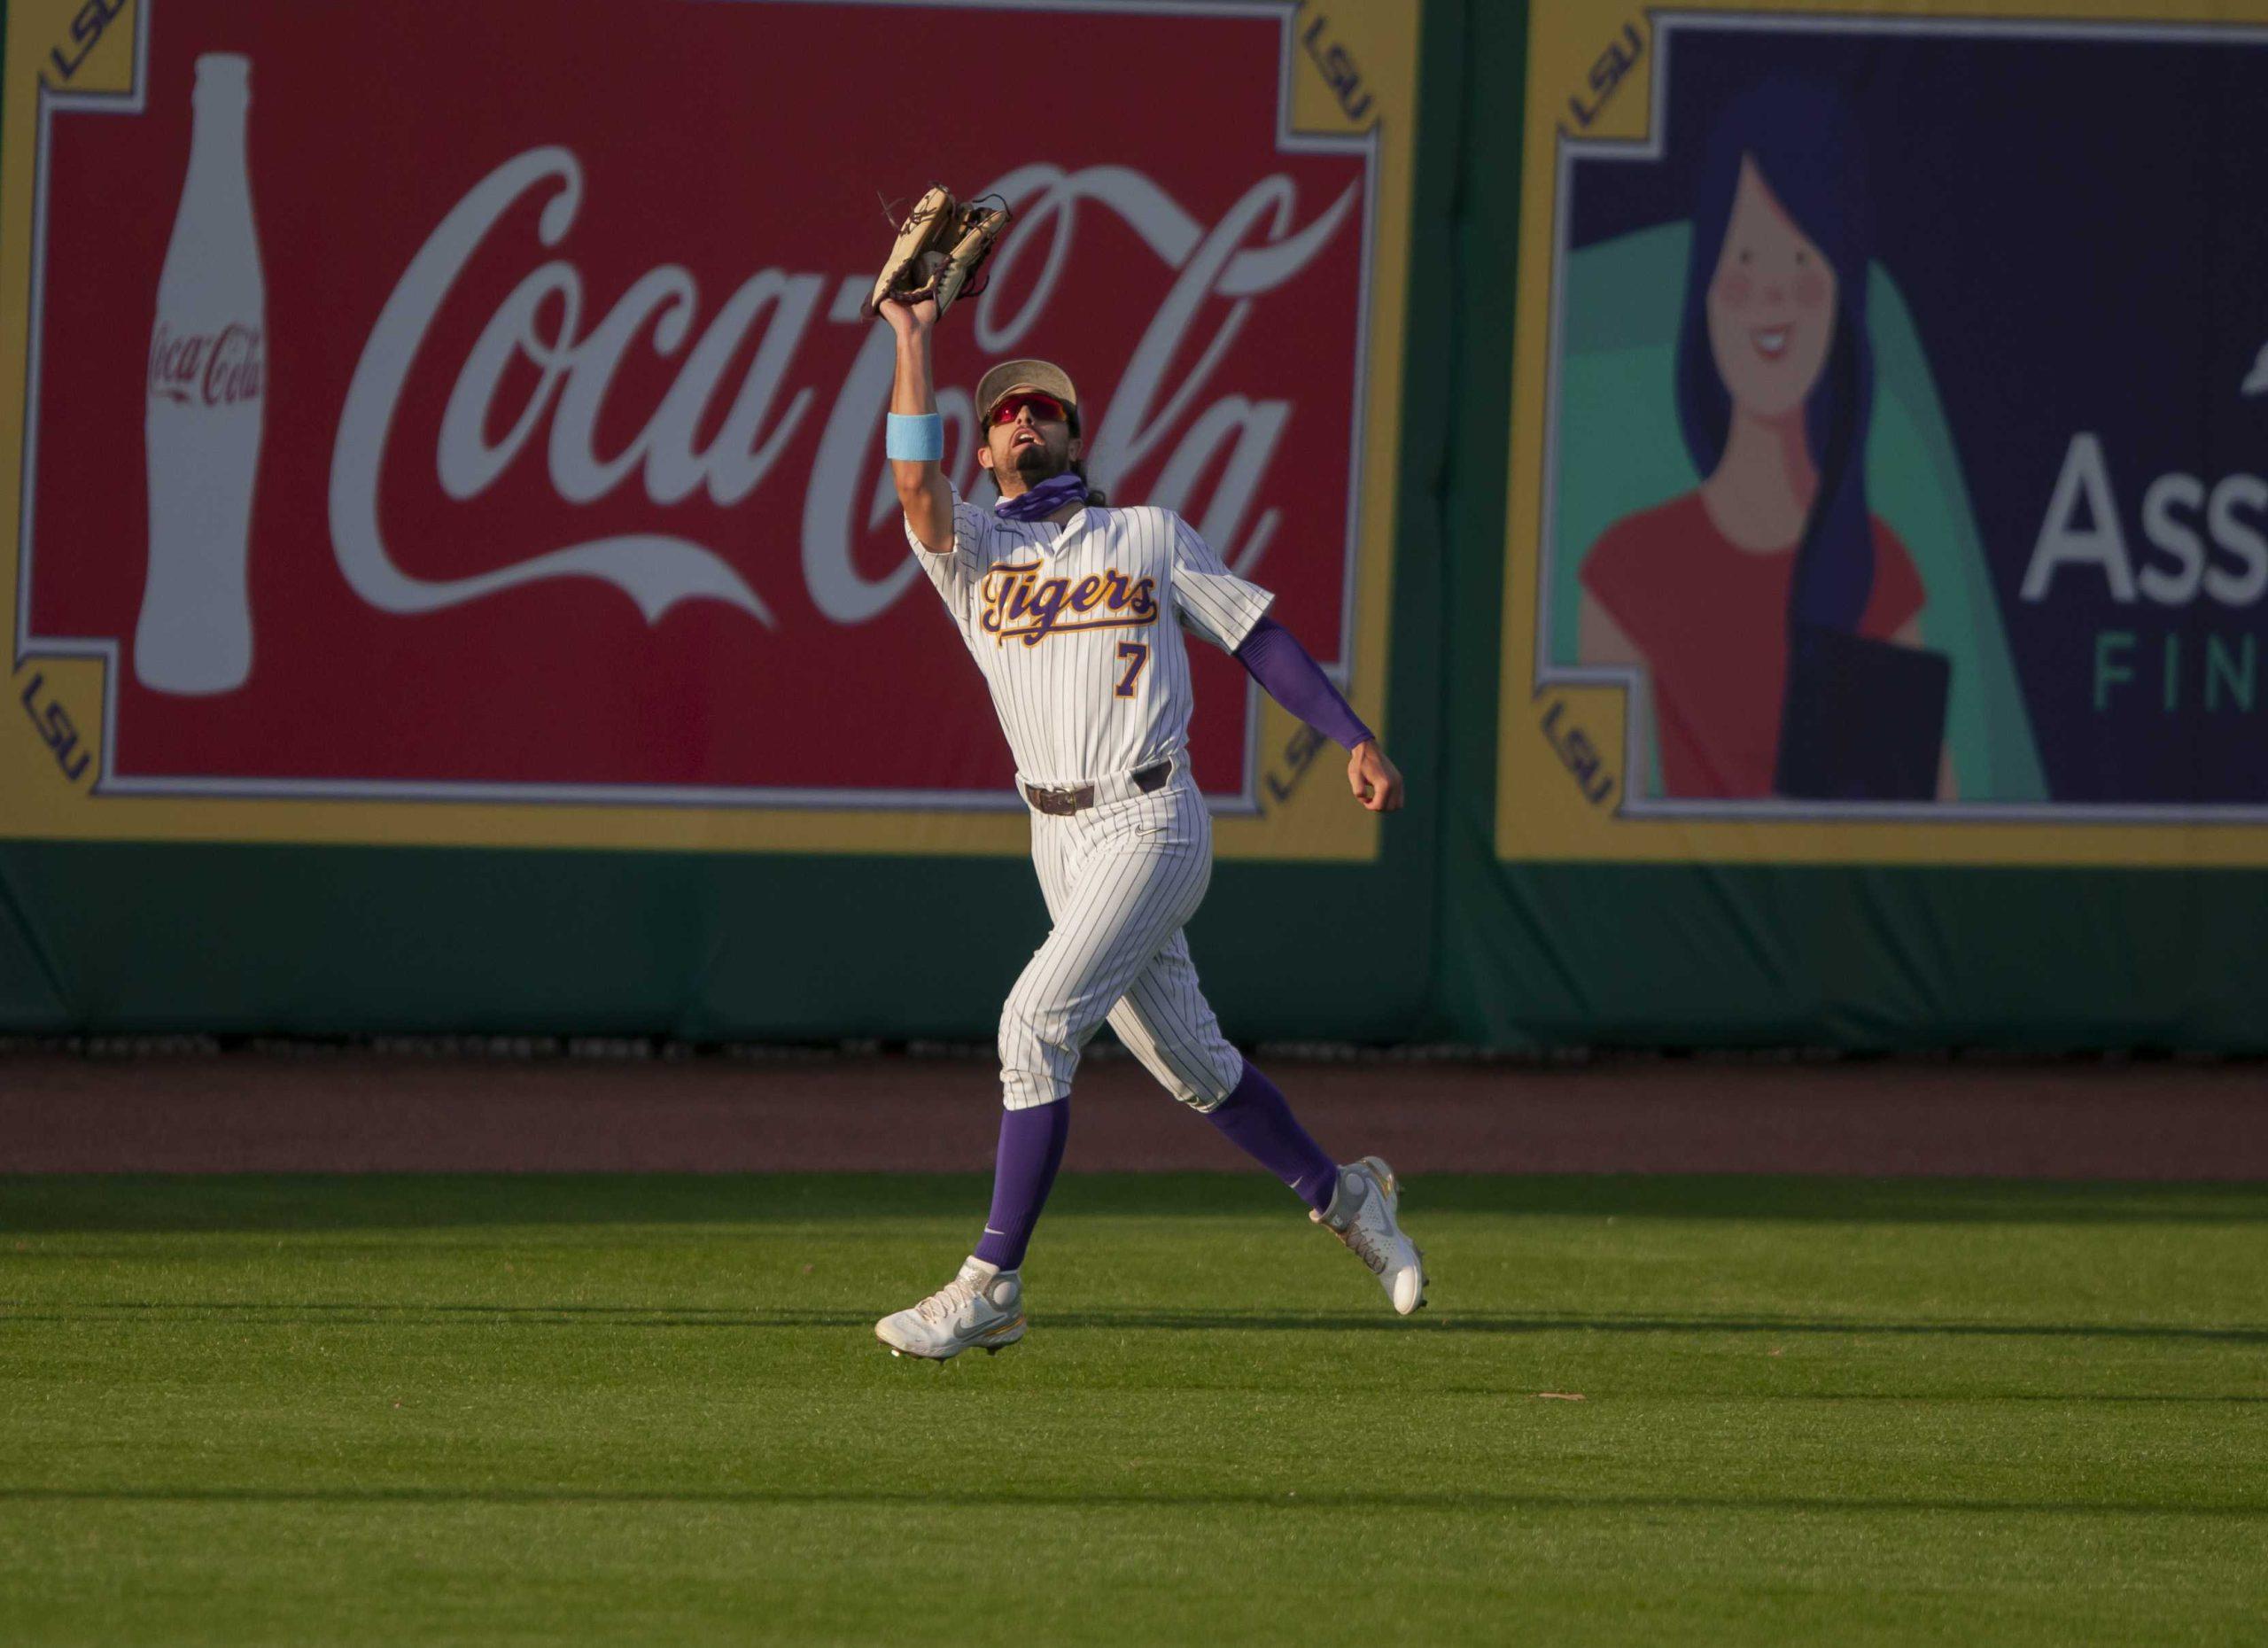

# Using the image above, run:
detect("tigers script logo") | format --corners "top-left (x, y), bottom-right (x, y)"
top-left (979, 563), bottom-right (1159, 647)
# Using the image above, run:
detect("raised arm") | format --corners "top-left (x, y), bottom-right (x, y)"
top-left (880, 297), bottom-right (955, 555)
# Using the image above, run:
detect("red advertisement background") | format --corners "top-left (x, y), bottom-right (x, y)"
top-left (27, 0), bottom-right (1364, 797)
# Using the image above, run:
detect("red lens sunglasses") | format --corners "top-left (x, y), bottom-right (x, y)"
top-left (990, 393), bottom-right (1068, 426)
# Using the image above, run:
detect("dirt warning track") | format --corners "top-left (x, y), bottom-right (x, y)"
top-left (3, 1051), bottom-right (2263, 1178)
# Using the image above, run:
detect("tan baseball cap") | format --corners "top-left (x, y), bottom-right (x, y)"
top-left (975, 358), bottom-right (1080, 428)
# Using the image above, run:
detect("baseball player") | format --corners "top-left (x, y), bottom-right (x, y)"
top-left (873, 291), bottom-right (1425, 1360)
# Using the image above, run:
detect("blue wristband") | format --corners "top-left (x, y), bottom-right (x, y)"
top-left (886, 413), bottom-right (944, 462)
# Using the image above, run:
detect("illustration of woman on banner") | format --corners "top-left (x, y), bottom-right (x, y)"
top-left (1578, 79), bottom-right (1951, 801)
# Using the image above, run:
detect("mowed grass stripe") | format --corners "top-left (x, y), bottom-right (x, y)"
top-left (3, 1174), bottom-right (2264, 1646)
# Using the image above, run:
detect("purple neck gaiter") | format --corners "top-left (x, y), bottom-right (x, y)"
top-left (995, 471), bottom-right (1088, 522)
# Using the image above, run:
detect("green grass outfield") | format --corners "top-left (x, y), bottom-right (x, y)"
top-left (3, 1174), bottom-right (2264, 1645)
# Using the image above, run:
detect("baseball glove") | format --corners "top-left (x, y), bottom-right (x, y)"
top-left (866, 186), bottom-right (1011, 318)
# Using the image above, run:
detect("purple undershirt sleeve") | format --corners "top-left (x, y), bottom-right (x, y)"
top-left (1231, 617), bottom-right (1374, 750)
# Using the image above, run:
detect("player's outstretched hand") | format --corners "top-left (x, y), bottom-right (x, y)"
top-left (1348, 739), bottom-right (1403, 812)
top-left (881, 294), bottom-right (940, 334)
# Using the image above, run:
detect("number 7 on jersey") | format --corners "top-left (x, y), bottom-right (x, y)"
top-left (1114, 641), bottom-right (1149, 697)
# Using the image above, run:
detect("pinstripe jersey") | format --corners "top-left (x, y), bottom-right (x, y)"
top-left (908, 489), bottom-right (1275, 788)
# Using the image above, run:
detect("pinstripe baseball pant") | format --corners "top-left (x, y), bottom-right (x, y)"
top-left (999, 767), bottom-right (1246, 1113)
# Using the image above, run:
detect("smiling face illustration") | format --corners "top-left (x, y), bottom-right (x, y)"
top-left (1705, 155), bottom-right (1838, 422)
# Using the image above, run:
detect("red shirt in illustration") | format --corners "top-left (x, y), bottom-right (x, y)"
top-left (1580, 494), bottom-right (1925, 799)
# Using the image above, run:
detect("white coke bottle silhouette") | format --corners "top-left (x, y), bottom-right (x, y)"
top-left (137, 52), bottom-right (264, 696)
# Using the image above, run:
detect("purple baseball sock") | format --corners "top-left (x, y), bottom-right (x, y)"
top-left (972, 1099), bottom-right (1070, 1271)
top-left (1205, 1061), bottom-right (1340, 1213)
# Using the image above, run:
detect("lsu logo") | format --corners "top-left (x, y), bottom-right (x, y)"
top-left (980, 563), bottom-right (1160, 647)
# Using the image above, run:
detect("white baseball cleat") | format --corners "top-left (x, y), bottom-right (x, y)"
top-left (1314, 1156), bottom-right (1429, 1315)
top-left (875, 1256), bottom-right (1028, 1360)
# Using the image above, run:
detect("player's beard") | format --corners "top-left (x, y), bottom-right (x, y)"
top-left (1005, 433), bottom-right (1072, 491)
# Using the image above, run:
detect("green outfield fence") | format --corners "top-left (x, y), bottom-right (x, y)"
top-left (3, 0), bottom-right (2264, 1050)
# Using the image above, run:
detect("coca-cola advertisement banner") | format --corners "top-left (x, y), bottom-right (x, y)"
top-left (1499, 0), bottom-right (2268, 867)
top-left (2, 0), bottom-right (1420, 859)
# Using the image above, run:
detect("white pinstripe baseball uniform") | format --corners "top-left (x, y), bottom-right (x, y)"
top-left (909, 486), bottom-right (1273, 1112)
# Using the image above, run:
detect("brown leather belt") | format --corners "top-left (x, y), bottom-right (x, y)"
top-left (1023, 759), bottom-right (1172, 817)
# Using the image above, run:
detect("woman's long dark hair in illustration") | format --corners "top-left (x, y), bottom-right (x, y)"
top-left (1673, 77), bottom-right (1876, 634)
